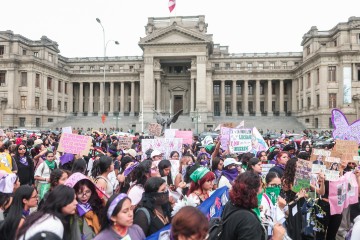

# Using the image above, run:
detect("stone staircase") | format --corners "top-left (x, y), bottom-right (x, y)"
top-left (50, 114), bottom-right (305, 134)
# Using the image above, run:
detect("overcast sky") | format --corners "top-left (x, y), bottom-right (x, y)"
top-left (1, 0), bottom-right (359, 58)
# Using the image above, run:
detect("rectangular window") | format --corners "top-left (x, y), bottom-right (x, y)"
top-left (48, 53), bottom-right (53, 62)
top-left (79, 66), bottom-right (84, 72)
top-left (65, 83), bottom-right (68, 94)
top-left (248, 101), bottom-right (253, 113)
top-left (225, 63), bottom-right (230, 69)
top-left (316, 95), bottom-right (320, 108)
top-left (272, 83), bottom-right (276, 95)
top-left (58, 81), bottom-right (61, 92)
top-left (58, 101), bottom-right (61, 111)
top-left (35, 97), bottom-right (40, 110)
top-left (248, 84), bottom-right (253, 95)
top-left (282, 62), bottom-right (287, 69)
top-left (225, 102), bottom-right (231, 115)
top-left (34, 52), bottom-right (39, 57)
top-left (358, 66), bottom-right (360, 81)
top-left (236, 84), bottom-right (242, 95)
top-left (19, 118), bottom-right (26, 127)
top-left (21, 72), bottom-right (27, 86)
top-left (329, 117), bottom-right (333, 128)
top-left (109, 66), bottom-right (113, 72)
top-left (225, 83), bottom-right (231, 95)
top-left (300, 77), bottom-right (303, 90)
top-left (22, 49), bottom-right (27, 55)
top-left (236, 64), bottom-right (241, 70)
top-left (328, 66), bottom-right (336, 82)
top-left (214, 102), bottom-right (220, 116)
top-left (307, 72), bottom-right (311, 88)
top-left (214, 64), bottom-right (219, 70)
top-left (307, 97), bottom-right (311, 109)
top-left (64, 102), bottom-right (68, 112)
top-left (213, 84), bottom-right (220, 95)
top-left (47, 77), bottom-right (52, 90)
top-left (90, 66), bottom-right (94, 71)
top-left (258, 63), bottom-right (264, 70)
top-left (21, 96), bottom-right (27, 109)
top-left (0, 45), bottom-right (4, 55)
top-left (329, 93), bottom-right (337, 108)
top-left (306, 45), bottom-right (310, 55)
top-left (317, 68), bottom-right (320, 84)
top-left (35, 73), bottom-right (40, 88)
top-left (334, 40), bottom-right (337, 47)
top-left (237, 101), bottom-right (242, 113)
top-left (48, 118), bottom-right (53, 123)
top-left (36, 118), bottom-right (40, 127)
top-left (247, 63), bottom-right (252, 70)
top-left (0, 71), bottom-right (5, 86)
top-left (260, 101), bottom-right (265, 113)
top-left (260, 83), bottom-right (264, 95)
top-left (272, 101), bottom-right (276, 112)
top-left (47, 99), bottom-right (52, 110)
top-left (301, 99), bottom-right (303, 109)
top-left (270, 63), bottom-right (275, 69)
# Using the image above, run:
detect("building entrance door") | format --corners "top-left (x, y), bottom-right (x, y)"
top-left (174, 95), bottom-right (183, 113)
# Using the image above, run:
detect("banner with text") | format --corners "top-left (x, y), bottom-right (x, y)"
top-left (57, 133), bottom-right (92, 156)
top-left (229, 128), bottom-right (252, 153)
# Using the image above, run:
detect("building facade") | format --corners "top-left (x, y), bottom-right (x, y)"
top-left (0, 15), bottom-right (360, 130)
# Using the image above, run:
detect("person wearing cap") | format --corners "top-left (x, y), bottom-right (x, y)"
top-left (151, 150), bottom-right (163, 161)
top-left (94, 193), bottom-right (145, 240)
top-left (218, 158), bottom-right (242, 189)
top-left (187, 167), bottom-right (215, 205)
top-left (124, 148), bottom-right (137, 161)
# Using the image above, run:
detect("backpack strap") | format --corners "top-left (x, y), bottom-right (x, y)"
top-left (136, 207), bottom-right (151, 226)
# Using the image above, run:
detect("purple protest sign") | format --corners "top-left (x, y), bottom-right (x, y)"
top-left (220, 127), bottom-right (231, 150)
top-left (175, 131), bottom-right (193, 145)
top-left (331, 109), bottom-right (360, 143)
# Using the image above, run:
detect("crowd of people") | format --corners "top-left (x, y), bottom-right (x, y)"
top-left (0, 129), bottom-right (359, 240)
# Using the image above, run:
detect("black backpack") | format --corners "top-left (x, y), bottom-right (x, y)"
top-left (208, 209), bottom-right (240, 240)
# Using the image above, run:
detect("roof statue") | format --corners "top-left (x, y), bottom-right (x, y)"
top-left (153, 109), bottom-right (183, 133)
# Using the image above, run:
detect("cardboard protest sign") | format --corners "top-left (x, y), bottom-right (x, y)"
top-left (175, 131), bottom-right (193, 145)
top-left (333, 139), bottom-right (358, 162)
top-left (164, 129), bottom-right (178, 139)
top-left (329, 171), bottom-right (359, 215)
top-left (220, 127), bottom-right (231, 150)
top-left (141, 138), bottom-right (183, 160)
top-left (324, 156), bottom-right (341, 170)
top-left (222, 122), bottom-right (235, 128)
top-left (118, 137), bottom-right (133, 149)
top-left (57, 133), bottom-right (92, 156)
top-left (331, 109), bottom-right (360, 144)
top-left (261, 164), bottom-right (274, 176)
top-left (148, 123), bottom-right (162, 137)
top-left (293, 159), bottom-right (312, 192)
top-left (310, 149), bottom-right (331, 161)
top-left (229, 128), bottom-right (252, 153)
top-left (251, 127), bottom-right (269, 155)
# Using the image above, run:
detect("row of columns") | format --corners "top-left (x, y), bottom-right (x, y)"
top-left (218, 79), bottom-right (288, 116)
top-left (77, 81), bottom-right (136, 116)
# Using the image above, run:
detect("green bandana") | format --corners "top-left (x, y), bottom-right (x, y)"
top-left (265, 186), bottom-right (281, 205)
top-left (45, 160), bottom-right (55, 170)
top-left (190, 167), bottom-right (209, 183)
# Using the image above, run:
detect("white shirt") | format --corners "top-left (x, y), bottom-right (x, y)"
top-left (18, 214), bottom-right (64, 240)
top-left (34, 160), bottom-right (59, 183)
top-left (128, 184), bottom-right (144, 206)
top-left (218, 175), bottom-right (232, 189)
top-left (350, 215), bottom-right (360, 240)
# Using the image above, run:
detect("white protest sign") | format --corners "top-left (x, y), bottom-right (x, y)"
top-left (324, 170), bottom-right (340, 181)
top-left (229, 128), bottom-right (252, 153)
top-left (62, 126), bottom-right (72, 134)
top-left (311, 164), bottom-right (327, 174)
top-left (313, 149), bottom-right (332, 157)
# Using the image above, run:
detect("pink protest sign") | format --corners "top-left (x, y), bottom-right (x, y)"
top-left (220, 127), bottom-right (231, 150)
top-left (57, 133), bottom-right (92, 156)
top-left (175, 131), bottom-right (193, 145)
top-left (331, 109), bottom-right (360, 143)
top-left (329, 171), bottom-right (359, 215)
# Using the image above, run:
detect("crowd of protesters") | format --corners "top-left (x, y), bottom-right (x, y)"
top-left (0, 128), bottom-right (359, 240)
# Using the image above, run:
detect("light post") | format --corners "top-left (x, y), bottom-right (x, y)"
top-left (96, 18), bottom-right (119, 122)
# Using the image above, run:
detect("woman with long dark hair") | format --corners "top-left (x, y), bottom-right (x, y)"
top-left (94, 193), bottom-right (145, 240)
top-left (92, 155), bottom-right (114, 199)
top-left (0, 185), bottom-right (38, 240)
top-left (17, 185), bottom-right (78, 240)
top-left (247, 157), bottom-right (262, 175)
top-left (158, 159), bottom-right (173, 186)
top-left (134, 177), bottom-right (171, 237)
top-left (13, 144), bottom-right (34, 186)
top-left (65, 173), bottom-right (103, 239)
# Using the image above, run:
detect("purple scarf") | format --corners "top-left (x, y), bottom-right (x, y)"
top-left (275, 163), bottom-right (286, 170)
top-left (22, 209), bottom-right (30, 217)
top-left (19, 156), bottom-right (28, 166)
top-left (77, 202), bottom-right (92, 217)
top-left (222, 168), bottom-right (239, 183)
top-left (214, 169), bottom-right (222, 180)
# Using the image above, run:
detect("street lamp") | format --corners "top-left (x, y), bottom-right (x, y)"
top-left (96, 18), bottom-right (119, 122)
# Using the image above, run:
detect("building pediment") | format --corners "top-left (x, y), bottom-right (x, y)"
top-left (139, 24), bottom-right (213, 48)
top-left (170, 85), bottom-right (188, 92)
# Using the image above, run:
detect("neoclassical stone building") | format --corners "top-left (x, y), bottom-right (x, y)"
top-left (0, 15), bottom-right (360, 130)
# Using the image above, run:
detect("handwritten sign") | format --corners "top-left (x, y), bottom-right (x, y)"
top-left (62, 126), bottom-right (72, 134)
top-left (141, 138), bottom-right (183, 160)
top-left (175, 131), bottom-right (193, 145)
top-left (222, 122), bottom-right (235, 128)
top-left (148, 123), bottom-right (162, 137)
top-left (333, 139), bottom-right (358, 162)
top-left (57, 133), bottom-right (92, 156)
top-left (164, 129), bottom-right (178, 139)
top-left (118, 137), bottom-right (133, 149)
top-left (220, 127), bottom-right (231, 150)
top-left (324, 156), bottom-right (341, 169)
top-left (229, 129), bottom-right (252, 153)
top-left (310, 149), bottom-right (331, 161)
top-left (293, 159), bottom-right (312, 192)
top-left (331, 109), bottom-right (360, 144)
top-left (311, 164), bottom-right (326, 174)
top-left (324, 170), bottom-right (340, 181)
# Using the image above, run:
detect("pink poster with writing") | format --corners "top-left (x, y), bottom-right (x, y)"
top-left (175, 131), bottom-right (193, 145)
top-left (220, 127), bottom-right (231, 150)
top-left (329, 171), bottom-right (358, 215)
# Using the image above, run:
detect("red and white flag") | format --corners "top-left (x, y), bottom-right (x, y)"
top-left (168, 0), bottom-right (176, 13)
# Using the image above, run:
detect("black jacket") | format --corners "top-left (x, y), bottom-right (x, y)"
top-left (221, 201), bottom-right (265, 240)
top-left (13, 155), bottom-right (34, 185)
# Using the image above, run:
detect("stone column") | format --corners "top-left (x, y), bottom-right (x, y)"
top-left (267, 80), bottom-right (273, 116)
top-left (120, 82), bottom-right (125, 116)
top-left (143, 57), bottom-right (155, 120)
top-left (220, 80), bottom-right (225, 116)
top-left (130, 81), bottom-right (135, 116)
top-left (291, 79), bottom-right (297, 113)
top-left (279, 79), bottom-right (285, 116)
top-left (255, 80), bottom-right (261, 116)
top-left (61, 81), bottom-right (65, 113)
top-left (88, 82), bottom-right (94, 116)
top-left (156, 78), bottom-right (161, 111)
top-left (190, 78), bottom-right (195, 112)
top-left (68, 82), bottom-right (73, 113)
top-left (99, 81), bottom-right (104, 115)
top-left (243, 80), bottom-right (249, 116)
top-left (53, 79), bottom-right (58, 112)
top-left (79, 82), bottom-right (84, 115)
top-left (196, 55), bottom-right (207, 126)
top-left (109, 82), bottom-right (114, 116)
top-left (232, 80), bottom-right (238, 116)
